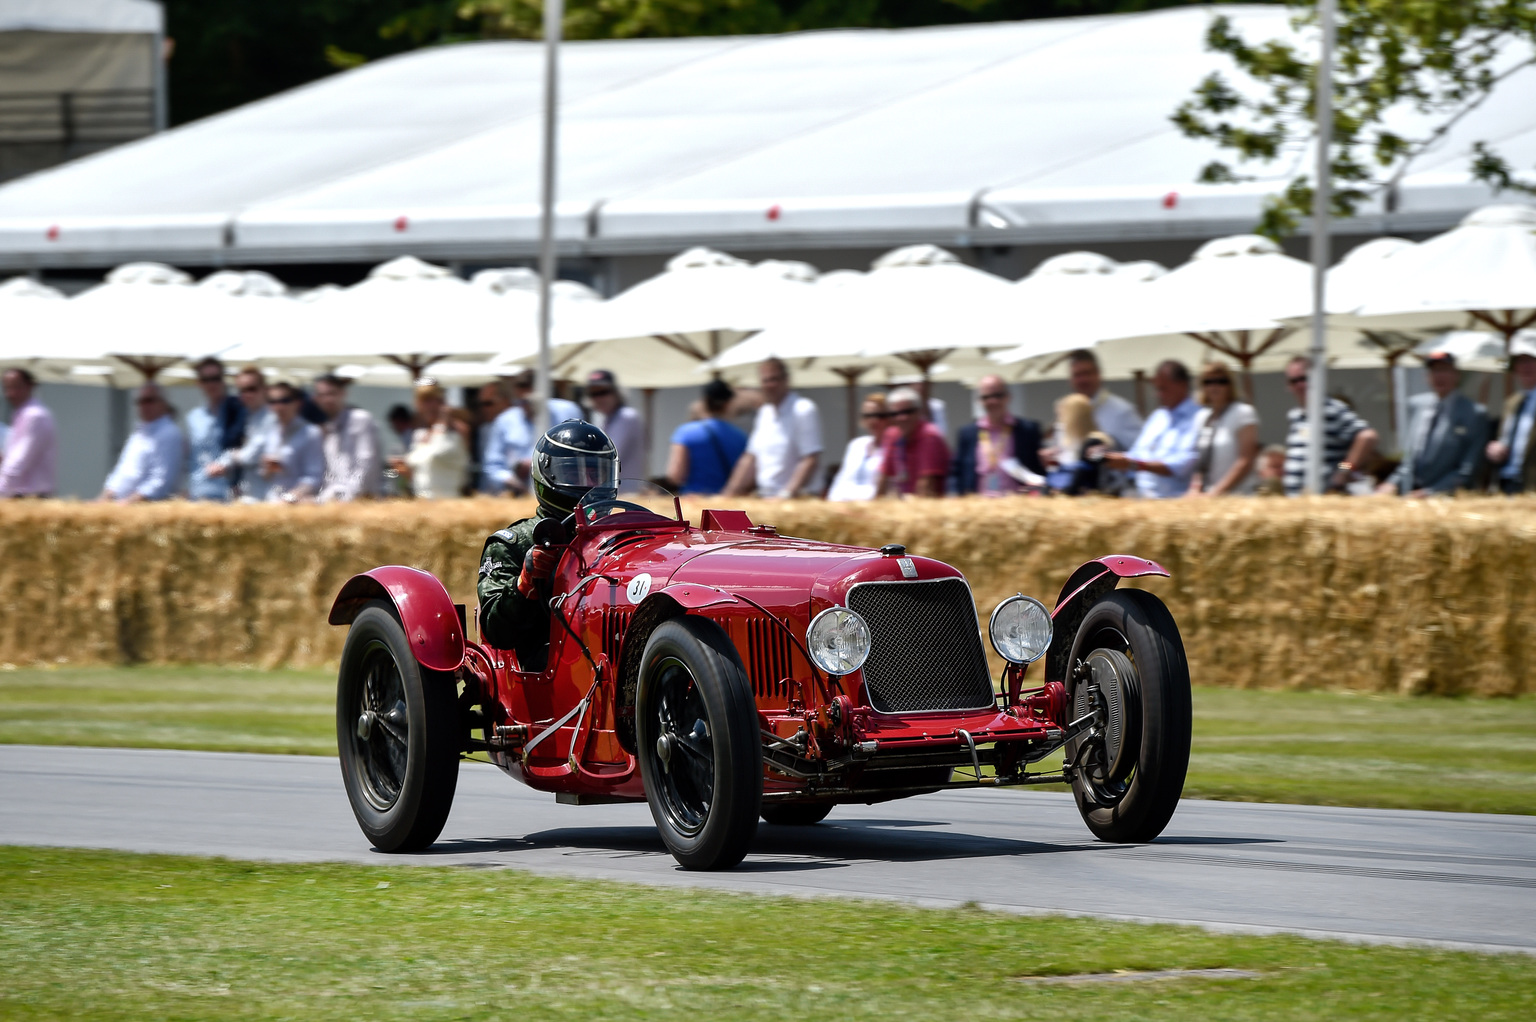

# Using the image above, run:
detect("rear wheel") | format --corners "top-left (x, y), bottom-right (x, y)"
top-left (761, 803), bottom-right (833, 827)
top-left (636, 617), bottom-right (762, 870)
top-left (1063, 589), bottom-right (1190, 843)
top-left (337, 602), bottom-right (460, 852)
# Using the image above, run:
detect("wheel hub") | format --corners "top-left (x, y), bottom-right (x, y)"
top-left (1075, 647), bottom-right (1139, 781)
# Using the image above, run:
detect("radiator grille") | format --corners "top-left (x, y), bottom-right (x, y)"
top-left (600, 607), bottom-right (633, 664)
top-left (744, 617), bottom-right (794, 700)
top-left (846, 577), bottom-right (994, 713)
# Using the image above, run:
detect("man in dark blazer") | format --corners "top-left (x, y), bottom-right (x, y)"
top-left (1380, 351), bottom-right (1487, 496)
top-left (1487, 332), bottom-right (1536, 494)
top-left (952, 375), bottom-right (1046, 494)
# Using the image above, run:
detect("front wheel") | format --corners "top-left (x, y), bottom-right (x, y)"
top-left (636, 617), bottom-right (762, 870)
top-left (337, 602), bottom-right (460, 852)
top-left (1063, 589), bottom-right (1190, 843)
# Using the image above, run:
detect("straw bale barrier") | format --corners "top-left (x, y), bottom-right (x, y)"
top-left (0, 497), bottom-right (1532, 695)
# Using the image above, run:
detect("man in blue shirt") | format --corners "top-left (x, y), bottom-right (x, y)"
top-left (477, 380), bottom-right (531, 495)
top-left (1103, 360), bottom-right (1201, 498)
top-left (259, 381), bottom-right (325, 503)
top-left (1487, 333), bottom-right (1536, 494)
top-left (185, 357), bottom-right (246, 502)
top-left (100, 384), bottom-right (184, 502)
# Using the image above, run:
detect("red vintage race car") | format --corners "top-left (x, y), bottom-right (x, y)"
top-left (329, 498), bottom-right (1191, 870)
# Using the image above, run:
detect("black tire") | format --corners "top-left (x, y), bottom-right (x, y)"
top-left (761, 803), bottom-right (833, 827)
top-left (1064, 589), bottom-right (1191, 843)
top-left (337, 602), bottom-right (460, 852)
top-left (636, 617), bottom-right (762, 870)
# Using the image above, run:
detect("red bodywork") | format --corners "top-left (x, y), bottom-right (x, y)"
top-left (330, 507), bottom-right (1167, 806)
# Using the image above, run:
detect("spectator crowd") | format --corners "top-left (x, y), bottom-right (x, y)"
top-left (5, 329), bottom-right (1536, 503)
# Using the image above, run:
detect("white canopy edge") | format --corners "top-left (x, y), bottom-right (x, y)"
top-left (0, 181), bottom-right (1506, 267)
top-left (0, 0), bottom-right (162, 34)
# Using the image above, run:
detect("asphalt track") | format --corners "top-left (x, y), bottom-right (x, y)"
top-left (3, 745), bottom-right (1534, 954)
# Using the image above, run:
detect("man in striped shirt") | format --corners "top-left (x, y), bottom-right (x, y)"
top-left (1282, 355), bottom-right (1379, 495)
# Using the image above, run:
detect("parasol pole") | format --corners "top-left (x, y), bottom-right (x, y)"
top-left (1304, 0), bottom-right (1336, 494)
top-left (534, 0), bottom-right (563, 435)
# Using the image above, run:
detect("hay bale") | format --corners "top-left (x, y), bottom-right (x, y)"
top-left (0, 496), bottom-right (1530, 695)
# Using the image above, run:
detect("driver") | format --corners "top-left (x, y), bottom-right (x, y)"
top-left (477, 421), bottom-right (619, 667)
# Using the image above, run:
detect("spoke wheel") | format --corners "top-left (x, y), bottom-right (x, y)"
top-left (636, 617), bottom-right (761, 870)
top-left (337, 602), bottom-right (460, 852)
top-left (1064, 589), bottom-right (1190, 844)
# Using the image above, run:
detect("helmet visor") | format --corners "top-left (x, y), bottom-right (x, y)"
top-left (541, 451), bottom-right (619, 491)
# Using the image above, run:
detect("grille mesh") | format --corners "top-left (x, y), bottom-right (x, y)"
top-left (847, 577), bottom-right (995, 713)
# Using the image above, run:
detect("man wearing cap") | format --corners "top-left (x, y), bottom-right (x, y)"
top-left (1378, 351), bottom-right (1487, 497)
top-left (1486, 330), bottom-right (1536, 494)
top-left (584, 370), bottom-right (644, 493)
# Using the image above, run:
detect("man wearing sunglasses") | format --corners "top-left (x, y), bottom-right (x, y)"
top-left (205, 365), bottom-right (273, 500)
top-left (1280, 355), bottom-right (1378, 495)
top-left (184, 358), bottom-right (246, 502)
top-left (953, 375), bottom-right (1045, 495)
top-left (258, 381), bottom-right (324, 503)
top-left (100, 384), bottom-right (184, 503)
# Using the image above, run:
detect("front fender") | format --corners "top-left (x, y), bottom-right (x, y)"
top-left (1044, 555), bottom-right (1169, 682)
top-left (329, 566), bottom-right (465, 673)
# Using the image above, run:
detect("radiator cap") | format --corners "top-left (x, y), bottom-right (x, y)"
top-left (879, 544), bottom-right (906, 557)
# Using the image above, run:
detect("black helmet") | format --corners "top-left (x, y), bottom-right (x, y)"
top-left (531, 419), bottom-right (619, 516)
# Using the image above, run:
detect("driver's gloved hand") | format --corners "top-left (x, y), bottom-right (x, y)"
top-left (517, 545), bottom-right (560, 600)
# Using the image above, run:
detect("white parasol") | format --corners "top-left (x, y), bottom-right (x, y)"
top-left (989, 252), bottom-right (1167, 380)
top-left (1325, 204), bottom-right (1536, 351)
top-left (234, 256), bottom-right (535, 380)
top-left (36, 263), bottom-right (274, 386)
top-left (513, 248), bottom-right (816, 389)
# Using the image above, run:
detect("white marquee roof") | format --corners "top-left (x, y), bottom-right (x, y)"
top-left (0, 4), bottom-right (1531, 268)
top-left (0, 0), bottom-right (161, 34)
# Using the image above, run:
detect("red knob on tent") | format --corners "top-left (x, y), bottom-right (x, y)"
top-left (766, 204), bottom-right (781, 221)
top-left (393, 215), bottom-right (409, 232)
top-left (45, 225), bottom-right (60, 241)
top-left (1161, 192), bottom-right (1179, 210)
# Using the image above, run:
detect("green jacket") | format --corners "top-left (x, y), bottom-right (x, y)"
top-left (477, 512), bottom-right (558, 669)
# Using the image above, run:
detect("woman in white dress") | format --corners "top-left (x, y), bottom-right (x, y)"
top-left (827, 394), bottom-right (890, 501)
top-left (1188, 361), bottom-right (1260, 496)
top-left (392, 382), bottom-right (469, 499)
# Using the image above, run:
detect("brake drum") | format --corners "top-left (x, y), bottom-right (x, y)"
top-left (1072, 648), bottom-right (1141, 781)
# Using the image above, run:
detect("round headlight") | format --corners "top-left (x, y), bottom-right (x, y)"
top-left (989, 594), bottom-right (1052, 664)
top-left (805, 607), bottom-right (871, 676)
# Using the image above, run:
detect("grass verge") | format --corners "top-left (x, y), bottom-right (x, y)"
top-left (2, 846), bottom-right (1533, 1021)
top-left (2, 666), bottom-right (1534, 814)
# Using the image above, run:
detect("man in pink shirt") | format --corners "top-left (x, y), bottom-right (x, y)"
top-left (0, 368), bottom-right (58, 498)
top-left (877, 386), bottom-right (950, 497)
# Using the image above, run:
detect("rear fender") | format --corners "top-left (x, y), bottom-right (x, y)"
top-left (329, 566), bottom-right (466, 673)
top-left (1044, 556), bottom-right (1168, 682)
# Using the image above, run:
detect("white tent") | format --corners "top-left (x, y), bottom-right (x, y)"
top-left (1, 6), bottom-right (1531, 268)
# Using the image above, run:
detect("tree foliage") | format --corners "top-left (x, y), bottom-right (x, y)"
top-left (1172, 1), bottom-right (1536, 239)
top-left (165, 0), bottom-right (1200, 125)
